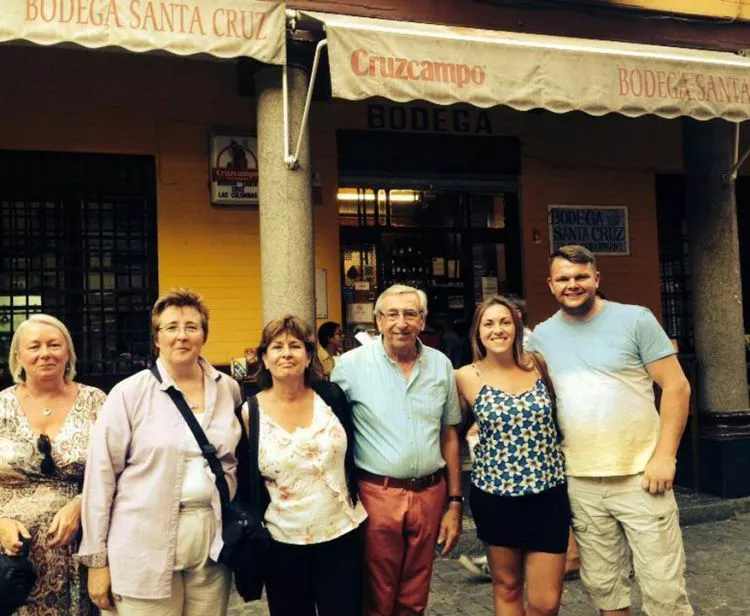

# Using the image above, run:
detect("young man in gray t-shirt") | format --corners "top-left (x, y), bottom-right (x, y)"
top-left (529, 245), bottom-right (693, 616)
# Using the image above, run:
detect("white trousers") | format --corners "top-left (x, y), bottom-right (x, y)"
top-left (106, 505), bottom-right (231, 616)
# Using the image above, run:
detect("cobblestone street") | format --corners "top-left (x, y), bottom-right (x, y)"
top-left (229, 512), bottom-right (750, 615)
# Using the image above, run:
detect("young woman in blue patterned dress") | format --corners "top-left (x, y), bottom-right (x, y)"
top-left (456, 295), bottom-right (569, 616)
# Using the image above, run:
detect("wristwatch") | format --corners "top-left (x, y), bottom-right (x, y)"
top-left (447, 495), bottom-right (464, 504)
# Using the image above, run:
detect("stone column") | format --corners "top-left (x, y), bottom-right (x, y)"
top-left (683, 119), bottom-right (750, 497)
top-left (255, 56), bottom-right (315, 326)
top-left (683, 118), bottom-right (748, 413)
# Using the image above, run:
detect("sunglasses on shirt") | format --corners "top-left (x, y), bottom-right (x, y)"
top-left (37, 433), bottom-right (57, 476)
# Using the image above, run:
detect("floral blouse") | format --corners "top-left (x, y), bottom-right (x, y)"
top-left (258, 393), bottom-right (367, 544)
top-left (472, 378), bottom-right (566, 497)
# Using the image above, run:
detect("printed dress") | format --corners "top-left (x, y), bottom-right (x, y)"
top-left (0, 384), bottom-right (106, 616)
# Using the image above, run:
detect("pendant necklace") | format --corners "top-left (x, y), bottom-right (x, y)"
top-left (23, 387), bottom-right (54, 416)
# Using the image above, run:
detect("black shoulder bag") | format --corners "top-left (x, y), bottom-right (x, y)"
top-left (0, 537), bottom-right (35, 615)
top-left (150, 366), bottom-right (270, 601)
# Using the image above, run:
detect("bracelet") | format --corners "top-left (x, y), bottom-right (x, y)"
top-left (447, 495), bottom-right (464, 504)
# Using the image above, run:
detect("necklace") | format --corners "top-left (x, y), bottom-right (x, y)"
top-left (23, 387), bottom-right (55, 417)
top-left (185, 398), bottom-right (200, 411)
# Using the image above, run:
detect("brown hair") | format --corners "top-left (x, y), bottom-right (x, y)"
top-left (151, 289), bottom-right (209, 350)
top-left (470, 295), bottom-right (530, 370)
top-left (549, 244), bottom-right (597, 270)
top-left (252, 315), bottom-right (322, 389)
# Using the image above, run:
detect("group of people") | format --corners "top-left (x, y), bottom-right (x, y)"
top-left (0, 243), bottom-right (694, 616)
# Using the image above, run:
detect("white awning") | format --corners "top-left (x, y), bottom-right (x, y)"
top-left (1, 0), bottom-right (285, 63)
top-left (301, 11), bottom-right (750, 122)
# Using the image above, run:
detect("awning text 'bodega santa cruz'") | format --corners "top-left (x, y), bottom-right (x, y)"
top-left (1, 0), bottom-right (285, 62)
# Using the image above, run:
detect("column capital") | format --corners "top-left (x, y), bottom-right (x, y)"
top-left (287, 39), bottom-right (315, 73)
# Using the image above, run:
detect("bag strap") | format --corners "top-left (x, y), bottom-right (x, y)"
top-left (244, 394), bottom-right (261, 510)
top-left (149, 364), bottom-right (231, 509)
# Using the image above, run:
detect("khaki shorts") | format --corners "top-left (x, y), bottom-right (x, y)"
top-left (568, 474), bottom-right (693, 616)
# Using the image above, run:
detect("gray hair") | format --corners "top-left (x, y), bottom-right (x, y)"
top-left (8, 314), bottom-right (77, 383)
top-left (374, 284), bottom-right (428, 317)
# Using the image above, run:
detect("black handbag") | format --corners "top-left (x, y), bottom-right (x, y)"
top-left (150, 366), bottom-right (270, 600)
top-left (0, 536), bottom-right (36, 616)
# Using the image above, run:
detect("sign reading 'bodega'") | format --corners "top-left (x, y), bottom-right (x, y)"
top-left (548, 206), bottom-right (629, 256)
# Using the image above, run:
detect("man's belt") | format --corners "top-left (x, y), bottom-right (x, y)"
top-left (359, 469), bottom-right (444, 491)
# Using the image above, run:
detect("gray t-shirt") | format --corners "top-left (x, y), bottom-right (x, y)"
top-left (529, 301), bottom-right (674, 477)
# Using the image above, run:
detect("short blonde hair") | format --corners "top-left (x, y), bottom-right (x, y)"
top-left (9, 314), bottom-right (77, 383)
top-left (374, 284), bottom-right (428, 317)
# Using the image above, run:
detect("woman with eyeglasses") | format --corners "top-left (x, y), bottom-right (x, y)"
top-left (77, 289), bottom-right (241, 615)
top-left (0, 314), bottom-right (106, 615)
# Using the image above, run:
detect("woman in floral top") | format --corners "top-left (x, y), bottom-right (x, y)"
top-left (455, 296), bottom-right (568, 616)
top-left (240, 315), bottom-right (366, 616)
top-left (0, 314), bottom-right (106, 615)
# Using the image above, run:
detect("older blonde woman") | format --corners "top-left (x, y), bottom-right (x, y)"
top-left (240, 315), bottom-right (366, 616)
top-left (0, 314), bottom-right (106, 615)
top-left (77, 289), bottom-right (242, 616)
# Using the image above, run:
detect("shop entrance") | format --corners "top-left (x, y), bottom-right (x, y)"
top-left (336, 129), bottom-right (522, 363)
top-left (336, 129), bottom-right (522, 362)
top-left (338, 185), bottom-right (521, 364)
top-left (0, 150), bottom-right (158, 391)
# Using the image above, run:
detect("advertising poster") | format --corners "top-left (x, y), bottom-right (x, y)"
top-left (209, 134), bottom-right (259, 205)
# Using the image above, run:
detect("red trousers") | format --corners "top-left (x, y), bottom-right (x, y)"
top-left (358, 476), bottom-right (446, 616)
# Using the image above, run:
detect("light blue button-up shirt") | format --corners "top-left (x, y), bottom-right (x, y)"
top-left (331, 337), bottom-right (461, 479)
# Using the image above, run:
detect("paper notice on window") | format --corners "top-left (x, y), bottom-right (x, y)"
top-left (346, 302), bottom-right (374, 323)
top-left (481, 277), bottom-right (499, 299)
top-left (432, 258), bottom-right (445, 276)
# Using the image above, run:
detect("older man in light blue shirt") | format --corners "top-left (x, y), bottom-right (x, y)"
top-left (332, 284), bottom-right (463, 616)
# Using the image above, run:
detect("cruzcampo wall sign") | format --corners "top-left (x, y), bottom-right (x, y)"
top-left (209, 134), bottom-right (259, 206)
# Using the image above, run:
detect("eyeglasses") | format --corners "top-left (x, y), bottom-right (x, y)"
top-left (158, 324), bottom-right (203, 336)
top-left (378, 310), bottom-right (423, 323)
top-left (37, 433), bottom-right (57, 476)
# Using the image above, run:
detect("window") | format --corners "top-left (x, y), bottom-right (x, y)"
top-left (0, 151), bottom-right (158, 390)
